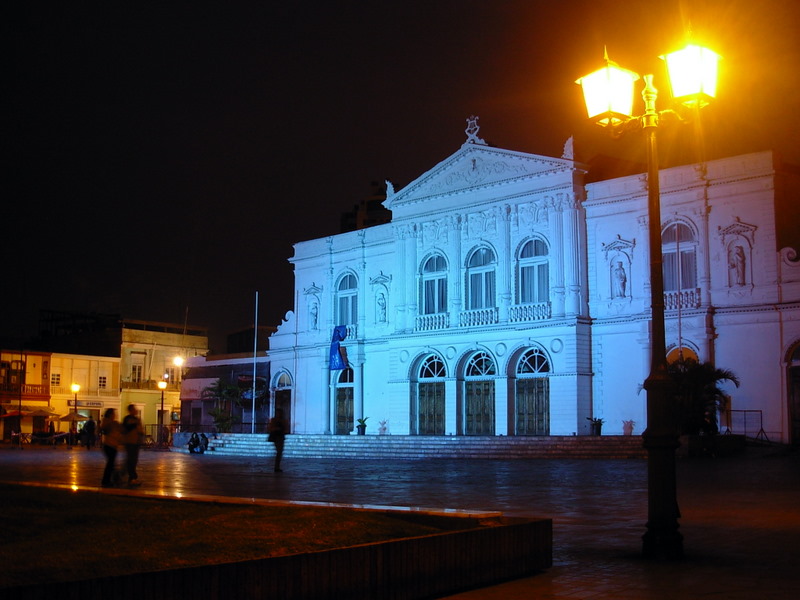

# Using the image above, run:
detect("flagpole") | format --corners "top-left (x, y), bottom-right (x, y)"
top-left (252, 291), bottom-right (258, 434)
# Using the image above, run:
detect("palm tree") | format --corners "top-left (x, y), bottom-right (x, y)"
top-left (667, 358), bottom-right (740, 435)
top-left (201, 379), bottom-right (242, 433)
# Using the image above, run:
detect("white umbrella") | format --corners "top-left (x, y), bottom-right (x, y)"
top-left (59, 413), bottom-right (87, 422)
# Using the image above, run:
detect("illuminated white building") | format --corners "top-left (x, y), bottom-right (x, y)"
top-left (268, 126), bottom-right (800, 444)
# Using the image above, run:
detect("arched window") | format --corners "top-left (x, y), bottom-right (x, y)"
top-left (662, 223), bottom-right (697, 292)
top-left (518, 239), bottom-right (549, 304)
top-left (421, 254), bottom-right (448, 315)
top-left (276, 372), bottom-right (292, 388)
top-left (466, 248), bottom-right (496, 310)
top-left (414, 355), bottom-right (446, 435)
top-left (463, 351), bottom-right (496, 435)
top-left (336, 274), bottom-right (358, 325)
top-left (515, 347), bottom-right (550, 435)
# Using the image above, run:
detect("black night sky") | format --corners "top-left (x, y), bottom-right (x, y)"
top-left (6, 1), bottom-right (800, 352)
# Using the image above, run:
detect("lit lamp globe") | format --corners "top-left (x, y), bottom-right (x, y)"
top-left (661, 44), bottom-right (721, 107)
top-left (157, 381), bottom-right (167, 392)
top-left (173, 356), bottom-right (184, 367)
top-left (70, 383), bottom-right (80, 415)
top-left (575, 51), bottom-right (639, 126)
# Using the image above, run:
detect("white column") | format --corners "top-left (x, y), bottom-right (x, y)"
top-left (548, 197), bottom-right (566, 317)
top-left (449, 215), bottom-right (463, 328)
top-left (498, 205), bottom-right (511, 323)
top-left (562, 193), bottom-right (582, 316)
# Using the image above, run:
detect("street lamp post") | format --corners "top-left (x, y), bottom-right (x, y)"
top-left (70, 383), bottom-right (80, 448)
top-left (577, 43), bottom-right (720, 559)
top-left (158, 380), bottom-right (167, 447)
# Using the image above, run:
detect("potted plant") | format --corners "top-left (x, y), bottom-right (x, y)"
top-left (587, 417), bottom-right (604, 436)
top-left (356, 417), bottom-right (369, 435)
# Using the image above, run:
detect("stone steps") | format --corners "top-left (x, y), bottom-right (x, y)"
top-left (177, 433), bottom-right (647, 460)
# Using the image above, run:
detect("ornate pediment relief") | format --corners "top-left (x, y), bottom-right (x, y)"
top-left (718, 217), bottom-right (757, 247)
top-left (386, 145), bottom-right (574, 209)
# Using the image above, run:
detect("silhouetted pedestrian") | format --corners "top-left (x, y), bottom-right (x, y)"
top-left (99, 408), bottom-right (121, 487)
top-left (83, 416), bottom-right (96, 449)
top-left (268, 409), bottom-right (287, 472)
top-left (121, 404), bottom-right (144, 486)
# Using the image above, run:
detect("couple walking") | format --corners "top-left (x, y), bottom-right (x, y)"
top-left (99, 404), bottom-right (144, 487)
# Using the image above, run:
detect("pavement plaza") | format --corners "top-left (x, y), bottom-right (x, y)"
top-left (0, 443), bottom-right (798, 599)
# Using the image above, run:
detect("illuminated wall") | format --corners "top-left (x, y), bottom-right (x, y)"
top-left (269, 141), bottom-right (800, 443)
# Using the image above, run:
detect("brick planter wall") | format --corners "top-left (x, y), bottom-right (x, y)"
top-left (7, 515), bottom-right (551, 600)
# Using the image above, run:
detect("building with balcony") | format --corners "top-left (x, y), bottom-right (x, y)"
top-left (1, 349), bottom-right (120, 440)
top-left (267, 127), bottom-right (800, 444)
top-left (1, 313), bottom-right (210, 440)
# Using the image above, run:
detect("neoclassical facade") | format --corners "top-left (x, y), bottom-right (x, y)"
top-left (268, 128), bottom-right (800, 444)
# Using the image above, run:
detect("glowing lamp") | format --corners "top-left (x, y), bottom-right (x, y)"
top-left (157, 381), bottom-right (167, 391)
top-left (576, 56), bottom-right (640, 126)
top-left (662, 44), bottom-right (720, 107)
top-left (71, 383), bottom-right (80, 394)
top-left (173, 356), bottom-right (184, 367)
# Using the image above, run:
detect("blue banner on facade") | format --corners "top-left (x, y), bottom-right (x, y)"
top-left (329, 325), bottom-right (349, 370)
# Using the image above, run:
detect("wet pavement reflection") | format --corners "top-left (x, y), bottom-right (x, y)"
top-left (1, 445), bottom-right (798, 599)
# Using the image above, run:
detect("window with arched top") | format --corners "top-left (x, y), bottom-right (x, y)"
top-left (419, 355), bottom-right (446, 378)
top-left (413, 355), bottom-right (446, 435)
top-left (662, 223), bottom-right (697, 293)
top-left (336, 274), bottom-right (358, 325)
top-left (515, 347), bottom-right (551, 435)
top-left (276, 372), bottom-right (293, 388)
top-left (466, 248), bottom-right (496, 310)
top-left (421, 254), bottom-right (448, 315)
top-left (517, 239), bottom-right (549, 304)
top-left (465, 351), bottom-right (496, 377)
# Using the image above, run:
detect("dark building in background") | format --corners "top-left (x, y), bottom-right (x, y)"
top-left (226, 326), bottom-right (274, 355)
top-left (340, 181), bottom-right (392, 232)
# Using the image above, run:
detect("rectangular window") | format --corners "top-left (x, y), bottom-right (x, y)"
top-left (423, 276), bottom-right (448, 314)
top-left (469, 271), bottom-right (495, 309)
top-left (131, 364), bottom-right (143, 383)
top-left (51, 373), bottom-right (61, 386)
top-left (338, 294), bottom-right (357, 325)
top-left (664, 250), bottom-right (696, 291)
top-left (98, 376), bottom-right (107, 389)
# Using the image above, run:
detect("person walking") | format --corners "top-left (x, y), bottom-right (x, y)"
top-left (83, 416), bottom-right (96, 449)
top-left (267, 409), bottom-right (287, 472)
top-left (98, 408), bottom-right (121, 487)
top-left (120, 404), bottom-right (144, 486)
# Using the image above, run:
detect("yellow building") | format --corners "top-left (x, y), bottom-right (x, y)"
top-left (1, 314), bottom-right (209, 443)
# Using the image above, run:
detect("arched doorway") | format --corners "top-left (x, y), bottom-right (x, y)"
top-left (788, 343), bottom-right (800, 446)
top-left (411, 354), bottom-right (446, 435)
top-left (273, 371), bottom-right (292, 434)
top-left (335, 368), bottom-right (354, 435)
top-left (463, 351), bottom-right (496, 435)
top-left (514, 346), bottom-right (551, 435)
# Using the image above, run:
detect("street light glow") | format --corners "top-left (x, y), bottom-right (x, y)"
top-left (661, 44), bottom-right (721, 107)
top-left (576, 39), bottom-right (719, 560)
top-left (576, 52), bottom-right (639, 126)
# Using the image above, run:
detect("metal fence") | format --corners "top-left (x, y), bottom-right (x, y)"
top-left (722, 409), bottom-right (769, 442)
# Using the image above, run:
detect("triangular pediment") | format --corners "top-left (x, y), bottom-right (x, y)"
top-left (385, 144), bottom-right (576, 210)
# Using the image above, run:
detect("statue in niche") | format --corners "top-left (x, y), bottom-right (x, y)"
top-left (309, 303), bottom-right (318, 329)
top-left (612, 261), bottom-right (627, 298)
top-left (376, 293), bottom-right (387, 322)
top-left (729, 245), bottom-right (746, 286)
